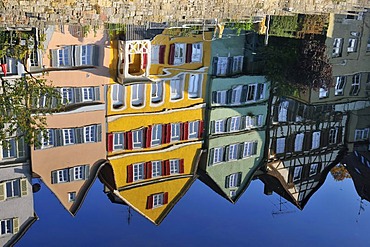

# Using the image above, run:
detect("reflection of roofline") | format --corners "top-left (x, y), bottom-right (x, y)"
top-left (5, 213), bottom-right (38, 247)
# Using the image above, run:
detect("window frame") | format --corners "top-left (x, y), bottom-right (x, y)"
top-left (151, 81), bottom-right (164, 103)
top-left (132, 129), bottom-right (144, 149)
top-left (169, 159), bottom-right (180, 174)
top-left (335, 76), bottom-right (346, 95)
top-left (188, 74), bottom-right (202, 98)
top-left (133, 163), bottom-right (144, 182)
top-left (191, 43), bottom-right (203, 62)
top-left (170, 75), bottom-right (184, 100)
top-left (153, 193), bottom-right (164, 208)
top-left (188, 121), bottom-right (199, 139)
top-left (113, 132), bottom-right (124, 150)
top-left (152, 161), bottom-right (162, 177)
top-left (174, 43), bottom-right (186, 65)
top-left (151, 124), bottom-right (162, 147)
top-left (63, 129), bottom-right (75, 145)
top-left (170, 123), bottom-right (181, 142)
top-left (84, 125), bottom-right (96, 143)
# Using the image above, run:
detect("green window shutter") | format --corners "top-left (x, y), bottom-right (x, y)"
top-left (13, 217), bottom-right (20, 234)
top-left (74, 88), bottom-right (83, 103)
top-left (84, 165), bottom-right (90, 180)
top-left (51, 50), bottom-right (58, 67)
top-left (76, 128), bottom-right (84, 144)
top-left (51, 171), bottom-right (58, 184)
top-left (210, 121), bottom-right (215, 134)
top-left (69, 168), bottom-right (75, 182)
top-left (208, 149), bottom-right (214, 166)
top-left (238, 143), bottom-right (244, 159)
top-left (96, 124), bottom-right (102, 142)
top-left (0, 183), bottom-right (5, 201)
top-left (252, 142), bottom-right (258, 155)
top-left (94, 87), bottom-right (100, 101)
top-left (237, 172), bottom-right (242, 186)
top-left (225, 175), bottom-right (230, 188)
top-left (226, 118), bottom-right (231, 132)
top-left (20, 178), bottom-right (28, 196)
top-left (224, 146), bottom-right (230, 161)
top-left (55, 129), bottom-right (63, 147)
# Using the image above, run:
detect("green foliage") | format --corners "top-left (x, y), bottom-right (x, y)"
top-left (226, 21), bottom-right (254, 35)
top-left (0, 75), bottom-right (62, 146)
top-left (105, 23), bottom-right (126, 40)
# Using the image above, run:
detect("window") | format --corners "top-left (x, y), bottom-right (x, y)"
top-left (169, 159), bottom-right (180, 174)
top-left (188, 121), bottom-right (199, 139)
top-left (171, 123), bottom-right (181, 142)
top-left (276, 138), bottom-right (286, 154)
top-left (229, 116), bottom-right (241, 132)
top-left (132, 129), bottom-right (144, 149)
top-left (63, 129), bottom-right (75, 145)
top-left (329, 128), bottom-right (338, 144)
top-left (347, 38), bottom-right (358, 52)
top-left (174, 43), bottom-right (186, 65)
top-left (228, 144), bottom-right (239, 160)
top-left (245, 84), bottom-right (256, 102)
top-left (226, 173), bottom-right (241, 188)
top-left (133, 163), bottom-right (144, 181)
top-left (2, 139), bottom-right (16, 159)
top-left (244, 83), bottom-right (265, 102)
top-left (335, 76), bottom-right (346, 95)
top-left (111, 84), bottom-right (124, 109)
top-left (131, 84), bottom-right (145, 106)
top-left (191, 43), bottom-right (203, 62)
top-left (215, 57), bottom-right (228, 76)
top-left (294, 133), bottom-right (304, 152)
top-left (84, 125), bottom-right (96, 142)
top-left (367, 35), bottom-right (370, 52)
top-left (113, 132), bottom-right (124, 150)
top-left (188, 74), bottom-right (202, 98)
top-left (243, 141), bottom-right (257, 158)
top-left (309, 163), bottom-right (319, 176)
top-left (244, 116), bottom-right (254, 129)
top-left (151, 124), bottom-right (162, 146)
top-left (151, 81), bottom-right (163, 103)
top-left (230, 85), bottom-right (243, 104)
top-left (332, 38), bottom-right (343, 57)
top-left (170, 75), bottom-right (184, 100)
top-left (212, 147), bottom-right (224, 164)
top-left (73, 166), bottom-right (84, 180)
top-left (278, 101), bottom-right (289, 122)
top-left (232, 56), bottom-right (243, 73)
top-left (57, 169), bottom-right (69, 183)
top-left (0, 219), bottom-right (13, 235)
top-left (319, 87), bottom-right (328, 98)
top-left (151, 45), bottom-right (160, 64)
top-left (81, 45), bottom-right (93, 65)
top-left (152, 161), bottom-right (162, 177)
top-left (213, 90), bottom-right (227, 104)
top-left (68, 192), bottom-right (76, 202)
top-left (82, 87), bottom-right (94, 101)
top-left (293, 166), bottom-right (302, 182)
top-left (230, 190), bottom-right (236, 197)
top-left (312, 131), bottom-right (321, 149)
top-left (214, 119), bottom-right (225, 134)
top-left (153, 193), bottom-right (164, 208)
top-left (57, 47), bottom-right (71, 66)
top-left (350, 74), bottom-right (361, 95)
top-left (354, 128), bottom-right (369, 141)
top-left (61, 88), bottom-right (73, 104)
top-left (5, 180), bottom-right (20, 198)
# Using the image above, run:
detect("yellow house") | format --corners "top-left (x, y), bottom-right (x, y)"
top-left (99, 142), bottom-right (202, 225)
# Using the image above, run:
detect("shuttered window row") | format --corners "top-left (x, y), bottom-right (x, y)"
top-left (212, 83), bottom-right (266, 105)
top-left (146, 192), bottom-right (169, 209)
top-left (107, 120), bottom-right (204, 152)
top-left (167, 43), bottom-right (203, 65)
top-left (1, 137), bottom-right (25, 160)
top-left (0, 178), bottom-right (28, 201)
top-left (211, 115), bottom-right (264, 134)
top-left (36, 124), bottom-right (102, 149)
top-left (51, 44), bottom-right (99, 67)
top-left (0, 218), bottom-right (19, 236)
top-left (126, 159), bottom-right (185, 183)
top-left (212, 56), bottom-right (244, 76)
top-left (51, 165), bottom-right (90, 184)
top-left (225, 172), bottom-right (242, 188)
top-left (288, 163), bottom-right (322, 183)
top-left (209, 141), bottom-right (258, 165)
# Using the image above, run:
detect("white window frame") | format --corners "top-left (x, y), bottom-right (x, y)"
top-left (0, 219), bottom-right (13, 235)
top-left (82, 87), bottom-right (94, 102)
top-left (230, 116), bottom-right (241, 132)
top-left (111, 84), bottom-right (124, 109)
top-left (293, 166), bottom-right (302, 182)
top-left (312, 131), bottom-right (321, 149)
top-left (84, 125), bottom-right (96, 143)
top-left (58, 47), bottom-right (70, 67)
top-left (294, 133), bottom-right (304, 152)
top-left (228, 173), bottom-right (240, 188)
top-left (214, 119), bottom-right (225, 134)
top-left (169, 159), bottom-right (180, 174)
top-left (228, 144), bottom-right (239, 160)
top-left (153, 193), bottom-right (164, 208)
top-left (213, 147), bottom-right (224, 164)
top-left (152, 161), bottom-right (162, 177)
top-left (57, 169), bottom-right (69, 183)
top-left (41, 129), bottom-right (54, 148)
top-left (81, 45), bottom-right (93, 65)
top-left (151, 45), bottom-right (160, 64)
top-left (133, 163), bottom-right (144, 181)
top-left (5, 180), bottom-right (21, 198)
top-left (319, 87), bottom-right (328, 98)
top-left (151, 81), bottom-right (164, 103)
top-left (335, 76), bottom-right (346, 95)
top-left (2, 139), bottom-right (16, 159)
top-left (191, 43), bottom-right (203, 62)
top-left (230, 85), bottom-right (243, 104)
top-left (132, 129), bottom-right (144, 149)
top-left (309, 163), bottom-right (319, 176)
top-left (188, 121), bottom-right (199, 139)
top-left (232, 56), bottom-right (243, 73)
top-left (68, 192), bottom-right (76, 202)
top-left (188, 74), bottom-right (202, 98)
top-left (214, 90), bottom-right (227, 104)
top-left (151, 124), bottom-right (162, 147)
top-left (174, 43), bottom-right (186, 65)
top-left (245, 84), bottom-right (257, 102)
top-left (329, 128), bottom-right (338, 144)
top-left (170, 75), bottom-right (184, 100)
top-left (73, 166), bottom-right (84, 180)
top-left (347, 38), bottom-right (358, 52)
top-left (113, 132), bottom-right (124, 150)
top-left (351, 74), bottom-right (361, 95)
top-left (171, 123), bottom-right (181, 142)
top-left (332, 38), bottom-right (343, 57)
top-left (61, 88), bottom-right (73, 104)
top-left (63, 129), bottom-right (75, 145)
top-left (243, 141), bottom-right (256, 158)
top-left (131, 83), bottom-right (145, 106)
top-left (216, 57), bottom-right (228, 76)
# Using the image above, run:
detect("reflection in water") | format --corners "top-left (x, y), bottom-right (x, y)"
top-left (0, 6), bottom-right (370, 245)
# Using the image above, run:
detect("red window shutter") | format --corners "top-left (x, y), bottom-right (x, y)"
top-left (165, 160), bottom-right (170, 175)
top-left (126, 131), bottom-right (133, 150)
top-left (146, 161), bottom-right (152, 179)
top-left (180, 122), bottom-right (185, 140)
top-left (198, 120), bottom-right (204, 138)
top-left (184, 122), bottom-right (189, 140)
top-left (168, 44), bottom-right (175, 65)
top-left (161, 124), bottom-right (167, 144)
top-left (143, 53), bottom-right (148, 69)
top-left (159, 45), bottom-right (166, 64)
top-left (146, 195), bottom-right (153, 209)
top-left (186, 43), bottom-right (192, 63)
top-left (127, 165), bottom-right (133, 183)
top-left (161, 161), bottom-right (166, 176)
top-left (107, 133), bottom-right (113, 152)
top-left (163, 192), bottom-right (169, 204)
top-left (166, 124), bottom-right (172, 143)
top-left (146, 126), bottom-right (152, 148)
top-left (179, 159), bottom-right (185, 173)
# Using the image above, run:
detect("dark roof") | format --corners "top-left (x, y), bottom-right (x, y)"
top-left (122, 25), bottom-right (165, 41)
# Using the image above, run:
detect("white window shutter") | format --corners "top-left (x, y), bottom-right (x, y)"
top-left (0, 183), bottom-right (5, 201)
top-left (13, 217), bottom-right (20, 234)
top-left (20, 178), bottom-right (28, 196)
